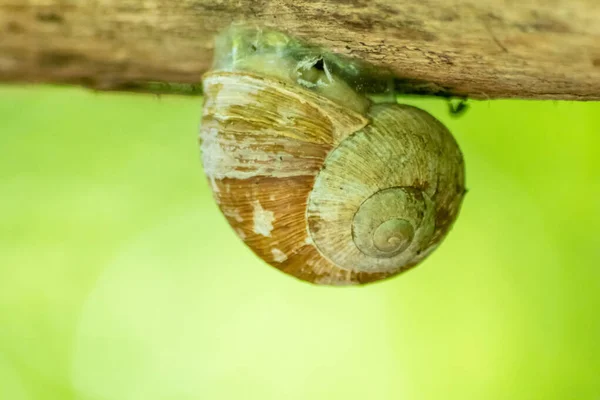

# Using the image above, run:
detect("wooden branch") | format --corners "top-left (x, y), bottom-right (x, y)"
top-left (1, 0), bottom-right (599, 99)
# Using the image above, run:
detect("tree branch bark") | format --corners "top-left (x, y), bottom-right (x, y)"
top-left (1, 0), bottom-right (599, 99)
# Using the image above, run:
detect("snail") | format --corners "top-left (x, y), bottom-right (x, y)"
top-left (200, 27), bottom-right (465, 285)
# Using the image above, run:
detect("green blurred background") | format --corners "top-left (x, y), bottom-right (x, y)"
top-left (0, 85), bottom-right (599, 400)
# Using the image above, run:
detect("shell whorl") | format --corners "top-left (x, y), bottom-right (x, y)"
top-left (352, 188), bottom-right (433, 261)
top-left (307, 103), bottom-right (462, 274)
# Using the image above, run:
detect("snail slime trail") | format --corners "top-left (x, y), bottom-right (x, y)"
top-left (200, 26), bottom-right (466, 285)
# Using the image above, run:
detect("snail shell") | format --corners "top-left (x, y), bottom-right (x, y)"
top-left (200, 28), bottom-right (465, 285)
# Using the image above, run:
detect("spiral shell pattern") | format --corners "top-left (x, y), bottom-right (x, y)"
top-left (200, 71), bottom-right (465, 285)
top-left (307, 104), bottom-right (464, 274)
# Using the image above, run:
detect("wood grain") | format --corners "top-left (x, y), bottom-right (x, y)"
top-left (1, 0), bottom-right (599, 99)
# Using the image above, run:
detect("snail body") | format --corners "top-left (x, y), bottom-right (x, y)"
top-left (200, 27), bottom-right (465, 285)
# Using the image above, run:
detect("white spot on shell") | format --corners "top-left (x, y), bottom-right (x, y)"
top-left (224, 208), bottom-right (243, 223)
top-left (271, 248), bottom-right (287, 263)
top-left (201, 126), bottom-right (236, 183)
top-left (252, 200), bottom-right (275, 237)
top-left (276, 106), bottom-right (297, 126)
top-left (208, 176), bottom-right (220, 194)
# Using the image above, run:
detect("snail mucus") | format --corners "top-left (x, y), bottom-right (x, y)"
top-left (200, 27), bottom-right (466, 285)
